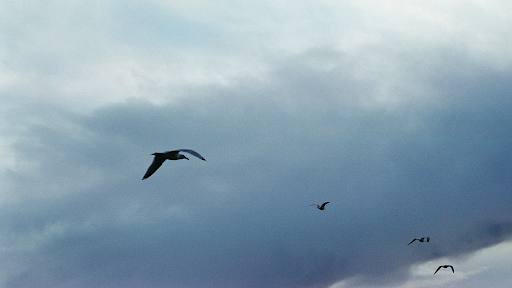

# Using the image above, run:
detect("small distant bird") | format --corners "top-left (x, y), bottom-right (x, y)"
top-left (407, 237), bottom-right (430, 245)
top-left (142, 149), bottom-right (206, 180)
top-left (307, 202), bottom-right (330, 210)
top-left (433, 265), bottom-right (454, 274)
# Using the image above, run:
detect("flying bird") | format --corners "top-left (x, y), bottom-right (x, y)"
top-left (307, 202), bottom-right (330, 210)
top-left (433, 265), bottom-right (454, 274)
top-left (407, 237), bottom-right (430, 245)
top-left (142, 149), bottom-right (206, 180)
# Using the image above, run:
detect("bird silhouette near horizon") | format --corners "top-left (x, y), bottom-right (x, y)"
top-left (307, 202), bottom-right (330, 210)
top-left (142, 149), bottom-right (206, 180)
top-left (407, 237), bottom-right (430, 245)
top-left (433, 265), bottom-right (454, 274)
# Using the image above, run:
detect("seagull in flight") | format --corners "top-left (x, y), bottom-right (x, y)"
top-left (407, 237), bottom-right (430, 245)
top-left (307, 202), bottom-right (330, 210)
top-left (142, 149), bottom-right (206, 180)
top-left (433, 265), bottom-right (454, 274)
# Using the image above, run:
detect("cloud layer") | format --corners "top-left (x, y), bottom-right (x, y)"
top-left (2, 1), bottom-right (512, 287)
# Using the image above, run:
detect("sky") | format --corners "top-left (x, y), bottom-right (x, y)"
top-left (1, 1), bottom-right (512, 287)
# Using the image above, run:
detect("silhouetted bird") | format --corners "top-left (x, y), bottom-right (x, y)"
top-left (142, 149), bottom-right (206, 180)
top-left (308, 202), bottom-right (330, 210)
top-left (407, 237), bottom-right (430, 245)
top-left (433, 265), bottom-right (454, 274)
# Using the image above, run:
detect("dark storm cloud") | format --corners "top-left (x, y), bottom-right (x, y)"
top-left (425, 49), bottom-right (512, 108)
top-left (2, 46), bottom-right (512, 288)
top-left (455, 221), bottom-right (512, 254)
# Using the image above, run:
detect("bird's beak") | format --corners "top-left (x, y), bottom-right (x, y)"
top-left (184, 156), bottom-right (189, 160)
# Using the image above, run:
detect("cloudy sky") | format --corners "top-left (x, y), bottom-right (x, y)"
top-left (1, 1), bottom-right (512, 287)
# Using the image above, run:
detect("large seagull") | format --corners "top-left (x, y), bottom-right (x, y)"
top-left (142, 149), bottom-right (206, 180)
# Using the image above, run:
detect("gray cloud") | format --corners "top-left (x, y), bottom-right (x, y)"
top-left (2, 2), bottom-right (512, 286)
top-left (3, 46), bottom-right (512, 287)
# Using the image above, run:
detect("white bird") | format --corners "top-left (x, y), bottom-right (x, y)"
top-left (433, 265), bottom-right (454, 274)
top-left (142, 149), bottom-right (206, 180)
top-left (407, 237), bottom-right (430, 245)
top-left (307, 202), bottom-right (330, 210)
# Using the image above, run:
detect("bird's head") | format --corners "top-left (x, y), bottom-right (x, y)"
top-left (179, 154), bottom-right (189, 160)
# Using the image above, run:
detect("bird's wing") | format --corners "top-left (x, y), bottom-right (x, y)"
top-left (178, 149), bottom-right (206, 161)
top-left (450, 265), bottom-right (454, 273)
top-left (433, 266), bottom-right (442, 275)
top-left (407, 239), bottom-right (417, 245)
top-left (163, 150), bottom-right (181, 158)
top-left (426, 237), bottom-right (430, 242)
top-left (142, 155), bottom-right (166, 180)
top-left (320, 202), bottom-right (330, 208)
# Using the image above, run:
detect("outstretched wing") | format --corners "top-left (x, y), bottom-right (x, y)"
top-left (320, 202), bottom-right (330, 209)
top-left (433, 266), bottom-right (442, 275)
top-left (142, 155), bottom-right (166, 180)
top-left (178, 149), bottom-right (206, 161)
top-left (426, 237), bottom-right (430, 242)
top-left (407, 239), bottom-right (417, 246)
top-left (449, 265), bottom-right (454, 273)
